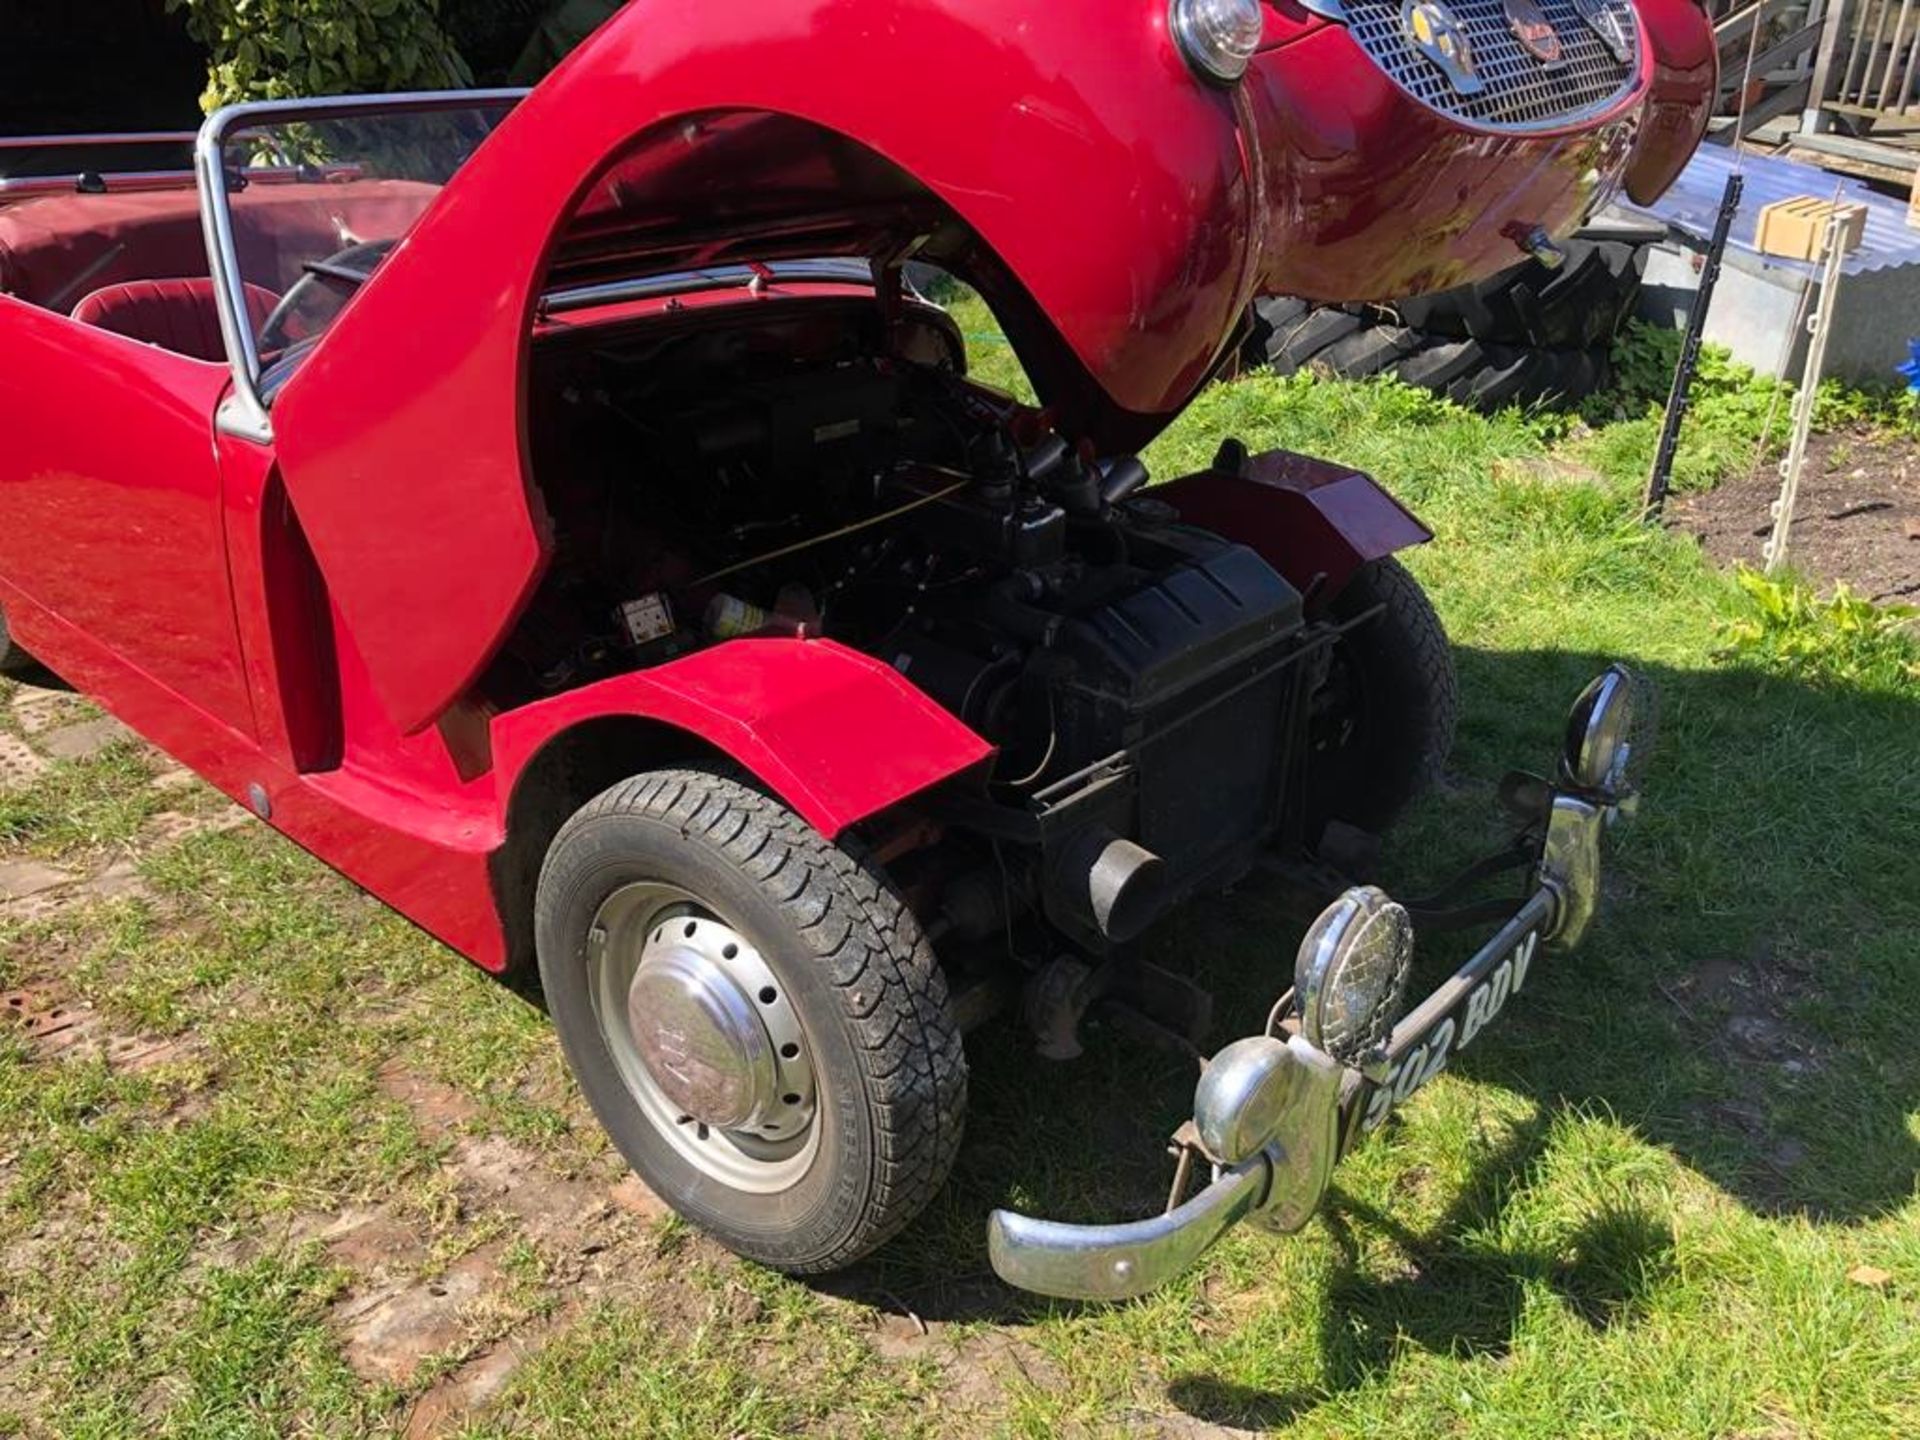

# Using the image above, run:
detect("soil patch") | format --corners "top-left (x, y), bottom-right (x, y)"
top-left (334, 1242), bottom-right (510, 1386)
top-left (1669, 427), bottom-right (1920, 602)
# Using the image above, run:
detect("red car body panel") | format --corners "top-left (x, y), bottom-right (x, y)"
top-left (0, 357), bottom-right (992, 974)
top-left (489, 641), bottom-right (996, 841)
top-left (0, 560), bottom-right (509, 965)
top-left (1623, 0), bottom-right (1722, 204)
top-left (0, 0), bottom-right (1714, 975)
top-left (1248, 0), bottom-right (1713, 302)
top-left (0, 304), bottom-right (253, 731)
top-left (1159, 454), bottom-right (1435, 602)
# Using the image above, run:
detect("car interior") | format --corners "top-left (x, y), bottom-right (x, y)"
top-left (0, 179), bottom-right (436, 361)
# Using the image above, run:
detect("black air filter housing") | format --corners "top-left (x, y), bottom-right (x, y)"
top-left (1045, 533), bottom-right (1304, 892)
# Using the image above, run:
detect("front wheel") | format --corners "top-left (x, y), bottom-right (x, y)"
top-left (534, 766), bottom-right (967, 1272)
top-left (1305, 556), bottom-right (1459, 834)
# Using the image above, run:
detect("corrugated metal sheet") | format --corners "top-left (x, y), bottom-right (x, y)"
top-left (1618, 143), bottom-right (1920, 278)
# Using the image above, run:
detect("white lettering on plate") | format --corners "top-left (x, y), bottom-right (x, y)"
top-left (1361, 930), bottom-right (1538, 1132)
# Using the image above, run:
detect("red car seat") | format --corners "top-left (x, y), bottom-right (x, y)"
top-left (69, 277), bottom-right (280, 362)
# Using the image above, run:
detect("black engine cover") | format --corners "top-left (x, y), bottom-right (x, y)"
top-left (1045, 536), bottom-right (1304, 891)
top-left (1050, 540), bottom-right (1301, 707)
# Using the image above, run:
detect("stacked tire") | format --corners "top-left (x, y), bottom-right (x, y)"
top-left (1246, 235), bottom-right (1647, 411)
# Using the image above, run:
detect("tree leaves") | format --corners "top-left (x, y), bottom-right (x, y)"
top-left (171, 0), bottom-right (473, 109)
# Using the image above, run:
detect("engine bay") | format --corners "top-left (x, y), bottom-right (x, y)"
top-left (509, 301), bottom-right (1305, 795)
top-left (497, 294), bottom-right (1325, 956)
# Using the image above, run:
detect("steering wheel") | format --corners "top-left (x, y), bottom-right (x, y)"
top-left (257, 238), bottom-right (396, 354)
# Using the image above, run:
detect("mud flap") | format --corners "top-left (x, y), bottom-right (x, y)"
top-left (1156, 447), bottom-right (1432, 603)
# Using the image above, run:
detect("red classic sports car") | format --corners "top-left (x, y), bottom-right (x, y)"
top-left (0, 0), bottom-right (1706, 1298)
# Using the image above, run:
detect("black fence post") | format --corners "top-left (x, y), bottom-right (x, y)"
top-left (1643, 171), bottom-right (1744, 518)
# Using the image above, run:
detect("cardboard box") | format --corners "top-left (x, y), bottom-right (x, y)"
top-left (1754, 196), bottom-right (1868, 261)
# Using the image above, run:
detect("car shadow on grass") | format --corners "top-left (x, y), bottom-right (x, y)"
top-left (833, 645), bottom-right (1919, 1411)
top-left (1168, 1115), bottom-right (1678, 1429)
top-left (1414, 647), bottom-right (1920, 1230)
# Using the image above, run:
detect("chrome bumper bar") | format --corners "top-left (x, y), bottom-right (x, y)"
top-left (988, 786), bottom-right (1618, 1302)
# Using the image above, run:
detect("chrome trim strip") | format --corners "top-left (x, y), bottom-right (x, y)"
top-left (0, 163), bottom-right (362, 200)
top-left (1539, 794), bottom-right (1602, 948)
top-left (1195, 1035), bottom-right (1298, 1164)
top-left (1244, 1035), bottom-right (1346, 1234)
top-left (196, 126), bottom-right (271, 444)
top-left (1168, 0), bottom-right (1257, 84)
top-left (540, 259), bottom-right (877, 317)
top-left (195, 88), bottom-right (528, 444)
top-left (1361, 60), bottom-right (1641, 139)
top-left (1375, 887), bottom-right (1556, 1063)
top-left (0, 171), bottom-right (197, 198)
top-left (215, 390), bottom-right (273, 446)
top-left (0, 131), bottom-right (198, 150)
top-left (986, 893), bottom-right (1557, 1300)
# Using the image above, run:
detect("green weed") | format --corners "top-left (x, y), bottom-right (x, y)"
top-left (1718, 567), bottom-right (1920, 692)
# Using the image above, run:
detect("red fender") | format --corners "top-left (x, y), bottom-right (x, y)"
top-left (489, 637), bottom-right (994, 838)
top-left (1623, 0), bottom-right (1720, 205)
top-left (1157, 450), bottom-right (1432, 602)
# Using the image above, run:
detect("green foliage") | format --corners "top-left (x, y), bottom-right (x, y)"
top-left (1578, 322), bottom-right (1787, 494)
top-left (1811, 375), bottom-right (1920, 435)
top-left (1718, 566), bottom-right (1920, 692)
top-left (1603, 320), bottom-right (1779, 426)
top-left (167, 0), bottom-right (472, 109)
top-left (1581, 322), bottom-right (1920, 496)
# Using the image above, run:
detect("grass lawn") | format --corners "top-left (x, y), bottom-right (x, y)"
top-left (2, 299), bottom-right (1917, 1438)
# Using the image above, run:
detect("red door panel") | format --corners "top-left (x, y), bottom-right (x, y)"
top-left (0, 297), bottom-right (253, 736)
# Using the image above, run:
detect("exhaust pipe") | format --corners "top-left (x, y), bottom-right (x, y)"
top-left (1049, 827), bottom-right (1166, 944)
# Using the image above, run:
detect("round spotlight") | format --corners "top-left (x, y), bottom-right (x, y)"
top-left (1561, 663), bottom-right (1654, 800)
top-left (1293, 886), bottom-right (1414, 1063)
top-left (1170, 0), bottom-right (1264, 83)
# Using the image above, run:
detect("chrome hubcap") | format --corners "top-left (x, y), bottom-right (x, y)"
top-left (587, 882), bottom-right (818, 1192)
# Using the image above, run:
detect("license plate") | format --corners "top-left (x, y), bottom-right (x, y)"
top-left (1358, 926), bottom-right (1541, 1134)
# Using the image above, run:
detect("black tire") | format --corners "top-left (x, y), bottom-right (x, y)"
top-left (1391, 336), bottom-right (1490, 393)
top-left (535, 766), bottom-right (967, 1273)
top-left (1250, 293), bottom-right (1311, 339)
top-left (1460, 345), bottom-right (1613, 410)
top-left (1439, 341), bottom-right (1613, 410)
top-left (1320, 322), bottom-right (1423, 378)
top-left (0, 603), bottom-right (39, 679)
top-left (1445, 344), bottom-right (1538, 410)
top-left (1306, 557), bottom-right (1458, 833)
top-left (1529, 240), bottom-right (1642, 349)
top-left (1392, 238), bottom-right (1644, 351)
top-left (1242, 230), bottom-right (1643, 411)
top-left (1252, 319), bottom-right (1612, 414)
top-left (1264, 306), bottom-right (1366, 375)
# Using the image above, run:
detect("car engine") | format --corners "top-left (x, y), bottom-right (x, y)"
top-left (508, 308), bottom-right (1318, 946)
